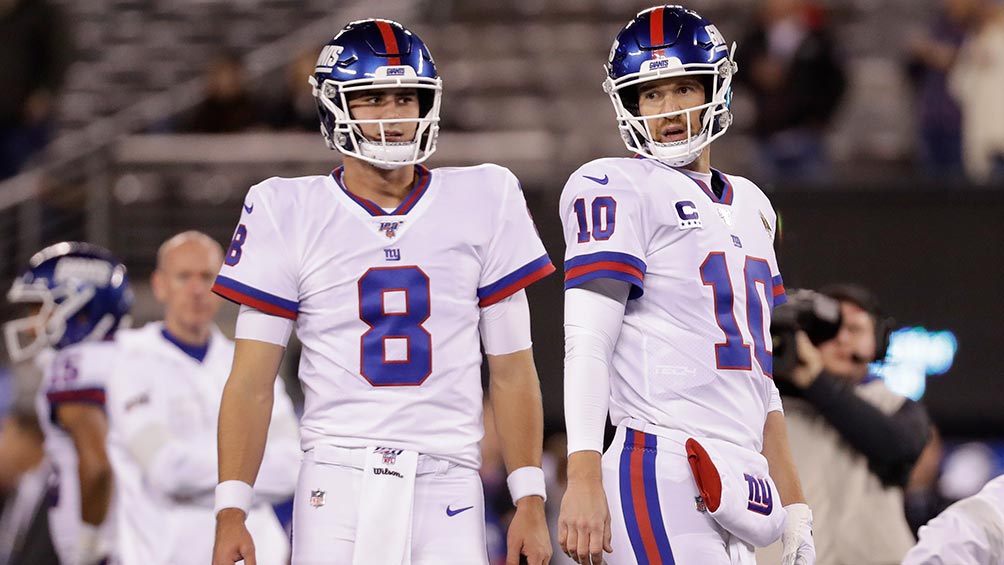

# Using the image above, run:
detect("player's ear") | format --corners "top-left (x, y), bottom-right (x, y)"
top-left (150, 270), bottom-right (167, 303)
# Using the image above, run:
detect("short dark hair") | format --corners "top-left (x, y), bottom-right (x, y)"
top-left (819, 283), bottom-right (883, 320)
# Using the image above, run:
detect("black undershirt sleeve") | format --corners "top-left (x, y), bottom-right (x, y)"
top-left (800, 372), bottom-right (931, 487)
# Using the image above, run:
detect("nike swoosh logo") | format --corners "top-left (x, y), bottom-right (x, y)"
top-left (446, 505), bottom-right (474, 517)
top-left (243, 202), bottom-right (253, 214)
top-left (583, 174), bottom-right (609, 185)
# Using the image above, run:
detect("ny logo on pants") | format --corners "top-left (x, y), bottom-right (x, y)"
top-left (743, 473), bottom-right (773, 515)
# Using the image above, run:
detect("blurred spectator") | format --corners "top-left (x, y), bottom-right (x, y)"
top-left (184, 54), bottom-right (264, 133)
top-left (949, 0), bottom-right (1004, 185)
top-left (905, 0), bottom-right (981, 180)
top-left (758, 284), bottom-right (931, 565)
top-left (266, 50), bottom-right (321, 132)
top-left (0, 0), bottom-right (71, 180)
top-left (0, 404), bottom-right (58, 564)
top-left (737, 0), bottom-right (847, 182)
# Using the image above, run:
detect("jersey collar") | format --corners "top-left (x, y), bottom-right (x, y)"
top-left (683, 168), bottom-right (734, 206)
top-left (331, 165), bottom-right (433, 217)
top-left (637, 156), bottom-right (735, 206)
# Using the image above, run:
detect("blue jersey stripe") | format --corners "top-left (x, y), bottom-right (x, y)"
top-left (565, 251), bottom-right (646, 299)
top-left (565, 251), bottom-right (647, 273)
top-left (213, 275), bottom-right (298, 317)
top-left (642, 433), bottom-right (675, 562)
top-left (620, 431), bottom-right (647, 564)
top-left (477, 254), bottom-right (554, 302)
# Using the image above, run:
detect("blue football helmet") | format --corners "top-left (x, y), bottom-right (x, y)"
top-left (5, 242), bottom-right (133, 362)
top-left (604, 5), bottom-right (737, 167)
top-left (309, 19), bottom-right (442, 169)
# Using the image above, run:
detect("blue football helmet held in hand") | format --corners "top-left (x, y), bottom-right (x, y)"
top-left (5, 242), bottom-right (133, 362)
top-left (605, 5), bottom-right (738, 167)
top-left (310, 18), bottom-right (442, 169)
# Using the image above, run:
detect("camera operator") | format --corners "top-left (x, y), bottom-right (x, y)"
top-left (761, 284), bottom-right (932, 565)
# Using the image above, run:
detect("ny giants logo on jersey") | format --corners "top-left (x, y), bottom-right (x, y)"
top-left (384, 248), bottom-right (401, 261)
top-left (379, 221), bottom-right (403, 238)
top-left (744, 473), bottom-right (773, 515)
top-left (674, 200), bottom-right (702, 230)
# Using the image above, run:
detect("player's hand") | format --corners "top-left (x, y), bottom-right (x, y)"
top-left (558, 455), bottom-right (611, 565)
top-left (506, 495), bottom-right (551, 565)
top-left (212, 508), bottom-right (256, 565)
top-left (780, 503), bottom-right (815, 565)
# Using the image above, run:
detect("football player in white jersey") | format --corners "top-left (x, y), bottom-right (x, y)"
top-left (5, 242), bottom-right (133, 565)
top-left (210, 19), bottom-right (554, 565)
top-left (105, 231), bottom-right (300, 564)
top-left (557, 6), bottom-right (816, 565)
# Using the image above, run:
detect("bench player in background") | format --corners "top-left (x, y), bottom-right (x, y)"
top-left (5, 242), bottom-right (133, 565)
top-left (210, 19), bottom-right (553, 565)
top-left (557, 6), bottom-right (816, 564)
top-left (105, 231), bottom-right (300, 564)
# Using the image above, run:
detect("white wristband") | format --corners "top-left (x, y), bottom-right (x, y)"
top-left (214, 480), bottom-right (254, 516)
top-left (507, 466), bottom-right (547, 503)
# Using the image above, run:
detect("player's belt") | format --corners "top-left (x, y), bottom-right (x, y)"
top-left (306, 443), bottom-right (452, 476)
top-left (620, 417), bottom-right (692, 445)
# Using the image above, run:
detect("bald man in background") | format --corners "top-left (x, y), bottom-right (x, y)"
top-left (104, 231), bottom-right (300, 564)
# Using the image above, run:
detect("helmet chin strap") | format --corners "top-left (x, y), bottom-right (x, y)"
top-left (358, 140), bottom-right (420, 170)
top-left (648, 125), bottom-right (709, 167)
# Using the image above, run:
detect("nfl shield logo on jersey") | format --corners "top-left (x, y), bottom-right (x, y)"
top-left (374, 446), bottom-right (404, 465)
top-left (310, 489), bottom-right (326, 508)
top-left (379, 221), bottom-right (403, 238)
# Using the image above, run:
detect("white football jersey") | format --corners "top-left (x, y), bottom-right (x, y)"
top-left (106, 323), bottom-right (297, 565)
top-left (35, 341), bottom-right (118, 564)
top-left (214, 164), bottom-right (554, 469)
top-left (560, 157), bottom-right (787, 452)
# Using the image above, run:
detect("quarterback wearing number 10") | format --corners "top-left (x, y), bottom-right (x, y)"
top-left (557, 6), bottom-right (817, 565)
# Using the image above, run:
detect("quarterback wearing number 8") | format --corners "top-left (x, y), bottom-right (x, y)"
top-left (558, 6), bottom-right (815, 565)
top-left (210, 18), bottom-right (553, 565)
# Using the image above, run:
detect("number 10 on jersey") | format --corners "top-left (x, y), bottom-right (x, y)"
top-left (700, 253), bottom-right (775, 377)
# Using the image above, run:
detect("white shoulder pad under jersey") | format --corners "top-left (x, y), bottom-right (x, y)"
top-left (560, 157), bottom-right (787, 451)
top-left (212, 165), bottom-right (553, 469)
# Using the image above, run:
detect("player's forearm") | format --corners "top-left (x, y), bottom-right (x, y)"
top-left (60, 404), bottom-right (112, 525)
top-left (77, 451), bottom-right (112, 525)
top-left (762, 410), bottom-right (806, 506)
top-left (488, 349), bottom-right (544, 472)
top-left (253, 393), bottom-right (300, 502)
top-left (218, 376), bottom-right (274, 485)
top-left (217, 339), bottom-right (285, 486)
top-left (562, 282), bottom-right (627, 456)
